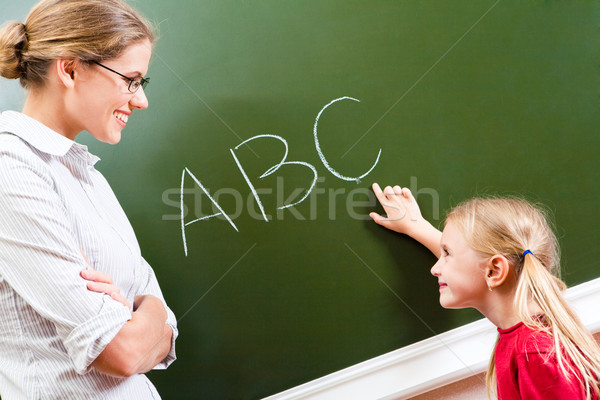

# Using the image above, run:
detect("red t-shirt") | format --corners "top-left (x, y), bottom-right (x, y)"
top-left (495, 322), bottom-right (592, 400)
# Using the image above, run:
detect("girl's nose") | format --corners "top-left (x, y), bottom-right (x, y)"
top-left (430, 259), bottom-right (441, 277)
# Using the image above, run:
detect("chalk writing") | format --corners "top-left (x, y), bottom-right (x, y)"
top-left (180, 167), bottom-right (239, 256)
top-left (314, 97), bottom-right (382, 183)
top-left (180, 96), bottom-right (381, 255)
top-left (231, 134), bottom-right (318, 222)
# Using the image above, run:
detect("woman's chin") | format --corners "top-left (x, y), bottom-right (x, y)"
top-left (91, 130), bottom-right (122, 145)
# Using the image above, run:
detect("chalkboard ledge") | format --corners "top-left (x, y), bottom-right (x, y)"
top-left (265, 278), bottom-right (600, 400)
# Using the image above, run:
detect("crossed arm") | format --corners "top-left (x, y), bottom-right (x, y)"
top-left (81, 266), bottom-right (173, 377)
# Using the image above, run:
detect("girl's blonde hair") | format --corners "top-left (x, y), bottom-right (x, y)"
top-left (447, 197), bottom-right (600, 400)
top-left (0, 0), bottom-right (154, 89)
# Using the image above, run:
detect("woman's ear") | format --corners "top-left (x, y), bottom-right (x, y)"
top-left (55, 59), bottom-right (77, 88)
top-left (485, 254), bottom-right (511, 290)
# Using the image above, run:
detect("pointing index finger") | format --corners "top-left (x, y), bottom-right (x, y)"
top-left (372, 183), bottom-right (386, 201)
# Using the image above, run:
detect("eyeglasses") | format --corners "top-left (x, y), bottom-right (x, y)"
top-left (91, 60), bottom-right (150, 93)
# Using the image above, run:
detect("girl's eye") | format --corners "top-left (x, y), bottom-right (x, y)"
top-left (443, 249), bottom-right (450, 257)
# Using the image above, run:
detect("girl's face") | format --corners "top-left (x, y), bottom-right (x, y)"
top-left (430, 221), bottom-right (489, 309)
top-left (68, 39), bottom-right (152, 144)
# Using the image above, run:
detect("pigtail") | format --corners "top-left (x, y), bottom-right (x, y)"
top-left (486, 335), bottom-right (499, 400)
top-left (515, 252), bottom-right (600, 400)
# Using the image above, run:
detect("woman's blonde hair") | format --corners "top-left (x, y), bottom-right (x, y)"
top-left (0, 0), bottom-right (154, 89)
top-left (447, 197), bottom-right (600, 400)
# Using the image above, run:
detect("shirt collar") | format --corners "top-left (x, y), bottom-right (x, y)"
top-left (0, 111), bottom-right (100, 166)
top-left (497, 321), bottom-right (524, 335)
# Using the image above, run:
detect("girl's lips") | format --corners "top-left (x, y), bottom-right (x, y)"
top-left (438, 282), bottom-right (448, 291)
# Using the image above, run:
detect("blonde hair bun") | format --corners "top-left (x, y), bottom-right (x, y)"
top-left (0, 21), bottom-right (29, 80)
top-left (0, 0), bottom-right (154, 89)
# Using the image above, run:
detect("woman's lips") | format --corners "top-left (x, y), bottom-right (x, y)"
top-left (113, 110), bottom-right (130, 127)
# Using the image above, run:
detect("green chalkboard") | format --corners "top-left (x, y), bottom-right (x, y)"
top-left (2, 1), bottom-right (599, 399)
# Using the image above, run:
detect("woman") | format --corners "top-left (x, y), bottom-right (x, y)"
top-left (0, 0), bottom-right (177, 398)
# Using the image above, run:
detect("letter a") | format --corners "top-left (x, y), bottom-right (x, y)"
top-left (180, 168), bottom-right (239, 256)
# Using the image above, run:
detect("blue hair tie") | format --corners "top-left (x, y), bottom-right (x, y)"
top-left (523, 249), bottom-right (534, 258)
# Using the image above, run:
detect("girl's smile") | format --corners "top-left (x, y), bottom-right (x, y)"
top-left (431, 221), bottom-right (489, 309)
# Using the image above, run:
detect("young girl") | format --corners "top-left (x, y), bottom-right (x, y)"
top-left (369, 183), bottom-right (600, 399)
top-left (0, 0), bottom-right (176, 398)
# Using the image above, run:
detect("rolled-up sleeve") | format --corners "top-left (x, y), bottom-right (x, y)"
top-left (0, 148), bottom-right (132, 374)
top-left (138, 257), bottom-right (178, 369)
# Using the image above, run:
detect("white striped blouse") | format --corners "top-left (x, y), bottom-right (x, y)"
top-left (0, 111), bottom-right (178, 399)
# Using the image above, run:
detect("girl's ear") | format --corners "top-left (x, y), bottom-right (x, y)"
top-left (56, 59), bottom-right (78, 88)
top-left (486, 255), bottom-right (511, 290)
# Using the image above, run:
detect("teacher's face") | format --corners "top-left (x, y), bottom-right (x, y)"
top-left (71, 39), bottom-right (152, 144)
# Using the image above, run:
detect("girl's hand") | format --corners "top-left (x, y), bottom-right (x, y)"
top-left (80, 251), bottom-right (131, 309)
top-left (369, 183), bottom-right (424, 235)
top-left (369, 183), bottom-right (442, 257)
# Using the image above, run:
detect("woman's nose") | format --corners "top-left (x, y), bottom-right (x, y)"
top-left (130, 87), bottom-right (149, 110)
